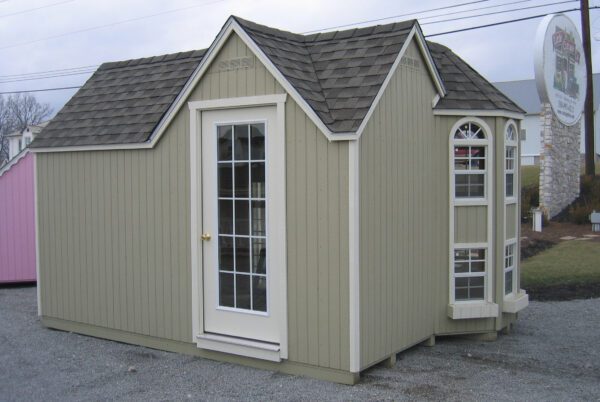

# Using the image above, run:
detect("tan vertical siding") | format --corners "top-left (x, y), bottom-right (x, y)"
top-left (506, 203), bottom-right (517, 239)
top-left (38, 32), bottom-right (350, 371)
top-left (454, 206), bottom-right (488, 243)
top-left (359, 40), bottom-right (441, 368)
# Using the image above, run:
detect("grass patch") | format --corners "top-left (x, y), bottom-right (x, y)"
top-left (521, 165), bottom-right (540, 188)
top-left (521, 240), bottom-right (600, 300)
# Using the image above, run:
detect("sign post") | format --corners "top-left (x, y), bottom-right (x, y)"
top-left (534, 14), bottom-right (586, 218)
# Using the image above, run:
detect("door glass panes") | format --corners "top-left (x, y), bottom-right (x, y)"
top-left (217, 123), bottom-right (267, 312)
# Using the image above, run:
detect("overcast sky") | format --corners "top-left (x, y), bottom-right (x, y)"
top-left (1, 0), bottom-right (600, 117)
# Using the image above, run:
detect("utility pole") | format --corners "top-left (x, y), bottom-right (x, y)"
top-left (581, 0), bottom-right (596, 175)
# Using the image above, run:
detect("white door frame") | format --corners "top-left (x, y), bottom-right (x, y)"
top-left (189, 94), bottom-right (288, 361)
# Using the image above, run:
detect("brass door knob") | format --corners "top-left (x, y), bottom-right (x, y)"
top-left (201, 233), bottom-right (212, 241)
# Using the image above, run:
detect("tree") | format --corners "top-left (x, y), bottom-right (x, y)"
top-left (0, 93), bottom-right (52, 165)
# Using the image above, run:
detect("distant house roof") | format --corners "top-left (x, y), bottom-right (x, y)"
top-left (32, 16), bottom-right (522, 149)
top-left (7, 121), bottom-right (49, 138)
top-left (493, 74), bottom-right (600, 115)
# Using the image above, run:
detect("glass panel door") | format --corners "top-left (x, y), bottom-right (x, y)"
top-left (216, 123), bottom-right (267, 312)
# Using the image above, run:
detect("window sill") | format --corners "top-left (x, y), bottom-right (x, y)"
top-left (503, 290), bottom-right (529, 313)
top-left (454, 198), bottom-right (488, 207)
top-left (447, 302), bottom-right (499, 319)
top-left (196, 333), bottom-right (281, 362)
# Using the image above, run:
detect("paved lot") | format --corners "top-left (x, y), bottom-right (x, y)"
top-left (1, 286), bottom-right (599, 401)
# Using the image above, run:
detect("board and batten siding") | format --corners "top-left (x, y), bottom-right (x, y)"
top-left (38, 31), bottom-right (350, 372)
top-left (358, 40), bottom-right (442, 369)
top-left (506, 203), bottom-right (518, 239)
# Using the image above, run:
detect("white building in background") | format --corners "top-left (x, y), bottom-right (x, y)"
top-left (494, 76), bottom-right (600, 165)
top-left (6, 121), bottom-right (49, 160)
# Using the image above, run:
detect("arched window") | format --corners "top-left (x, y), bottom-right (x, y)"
top-left (505, 124), bottom-right (517, 199)
top-left (452, 121), bottom-right (488, 199)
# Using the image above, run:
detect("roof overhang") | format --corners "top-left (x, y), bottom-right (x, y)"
top-left (433, 109), bottom-right (525, 120)
top-left (33, 17), bottom-right (450, 152)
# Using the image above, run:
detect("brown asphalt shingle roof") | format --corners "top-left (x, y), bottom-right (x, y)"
top-left (31, 17), bottom-right (522, 149)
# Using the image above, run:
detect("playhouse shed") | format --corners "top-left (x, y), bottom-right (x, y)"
top-left (31, 16), bottom-right (529, 384)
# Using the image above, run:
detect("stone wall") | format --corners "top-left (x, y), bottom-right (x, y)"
top-left (539, 103), bottom-right (581, 218)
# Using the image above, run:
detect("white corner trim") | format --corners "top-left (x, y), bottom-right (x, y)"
top-left (348, 140), bottom-right (360, 373)
top-left (196, 333), bottom-right (281, 362)
top-left (502, 290), bottom-right (529, 313)
top-left (432, 94), bottom-right (441, 108)
top-left (0, 148), bottom-right (29, 177)
top-left (447, 302), bottom-right (499, 319)
top-left (434, 109), bottom-right (525, 120)
top-left (33, 153), bottom-right (41, 316)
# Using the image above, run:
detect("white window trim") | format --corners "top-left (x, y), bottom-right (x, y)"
top-left (504, 121), bottom-right (518, 204)
top-left (503, 239), bottom-right (517, 298)
top-left (451, 242), bottom-right (494, 305)
top-left (451, 125), bottom-right (491, 206)
top-left (448, 117), bottom-right (496, 319)
top-left (189, 94), bottom-right (288, 361)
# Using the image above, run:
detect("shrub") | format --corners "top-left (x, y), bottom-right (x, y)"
top-left (521, 184), bottom-right (539, 222)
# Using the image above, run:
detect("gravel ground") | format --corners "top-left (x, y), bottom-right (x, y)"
top-left (1, 286), bottom-right (599, 401)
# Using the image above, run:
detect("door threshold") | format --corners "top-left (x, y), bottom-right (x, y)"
top-left (196, 333), bottom-right (281, 362)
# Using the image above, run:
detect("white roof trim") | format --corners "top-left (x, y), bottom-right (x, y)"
top-left (433, 109), bottom-right (525, 120)
top-left (354, 25), bottom-right (446, 138)
top-left (0, 148), bottom-right (29, 178)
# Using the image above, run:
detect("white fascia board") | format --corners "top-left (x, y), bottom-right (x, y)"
top-left (433, 109), bottom-right (525, 120)
top-left (354, 24), bottom-right (447, 139)
top-left (0, 148), bottom-right (29, 177)
top-left (414, 23), bottom-right (447, 97)
top-left (30, 142), bottom-right (153, 153)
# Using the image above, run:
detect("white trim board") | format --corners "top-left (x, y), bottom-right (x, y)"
top-left (189, 94), bottom-right (288, 361)
top-left (348, 140), bottom-right (360, 373)
top-left (33, 153), bottom-right (41, 316)
top-left (434, 109), bottom-right (525, 120)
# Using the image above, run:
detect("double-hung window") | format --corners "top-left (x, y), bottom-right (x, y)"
top-left (454, 248), bottom-right (486, 301)
top-left (453, 122), bottom-right (487, 200)
top-left (504, 242), bottom-right (515, 296)
top-left (505, 124), bottom-right (517, 199)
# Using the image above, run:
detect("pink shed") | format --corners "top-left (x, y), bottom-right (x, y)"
top-left (0, 151), bottom-right (36, 283)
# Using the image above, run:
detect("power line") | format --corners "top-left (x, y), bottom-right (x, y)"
top-left (2, 5), bottom-right (598, 94)
top-left (0, 0), bottom-right (79, 19)
top-left (0, 64), bottom-right (99, 79)
top-left (301, 0), bottom-right (494, 33)
top-left (0, 0), bottom-right (228, 51)
top-left (0, 86), bottom-right (81, 95)
top-left (422, 0), bottom-right (576, 25)
top-left (417, 0), bottom-right (533, 22)
top-left (0, 0), bottom-right (538, 81)
top-left (0, 69), bottom-right (96, 84)
top-left (425, 6), bottom-right (597, 36)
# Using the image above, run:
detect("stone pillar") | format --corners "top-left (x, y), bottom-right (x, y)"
top-left (539, 103), bottom-right (581, 218)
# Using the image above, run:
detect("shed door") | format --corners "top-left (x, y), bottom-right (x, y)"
top-left (201, 106), bottom-right (282, 345)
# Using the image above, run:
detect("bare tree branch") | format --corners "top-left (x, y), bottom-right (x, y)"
top-left (0, 93), bottom-right (52, 166)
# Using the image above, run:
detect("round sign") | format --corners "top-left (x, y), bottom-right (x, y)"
top-left (534, 14), bottom-right (587, 126)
